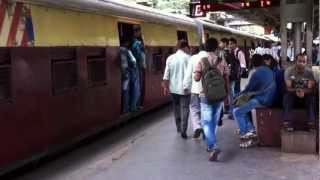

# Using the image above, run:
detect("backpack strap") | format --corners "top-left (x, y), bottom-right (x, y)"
top-left (202, 58), bottom-right (212, 72)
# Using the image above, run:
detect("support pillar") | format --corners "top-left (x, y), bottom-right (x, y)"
top-left (280, 0), bottom-right (288, 67)
top-left (293, 22), bottom-right (302, 56)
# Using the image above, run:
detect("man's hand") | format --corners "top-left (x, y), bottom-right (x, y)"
top-left (296, 88), bottom-right (305, 98)
top-left (183, 88), bottom-right (190, 95)
top-left (163, 87), bottom-right (169, 96)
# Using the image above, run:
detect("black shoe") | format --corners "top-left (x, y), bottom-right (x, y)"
top-left (193, 129), bottom-right (202, 139)
top-left (228, 114), bottom-right (234, 120)
top-left (181, 132), bottom-right (187, 139)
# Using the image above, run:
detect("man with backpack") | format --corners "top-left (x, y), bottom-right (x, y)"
top-left (194, 38), bottom-right (229, 161)
top-left (227, 38), bottom-right (246, 119)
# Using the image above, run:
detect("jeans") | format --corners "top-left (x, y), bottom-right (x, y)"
top-left (190, 94), bottom-right (201, 132)
top-left (171, 94), bottom-right (190, 134)
top-left (229, 81), bottom-right (236, 115)
top-left (233, 98), bottom-right (264, 135)
top-left (122, 78), bottom-right (130, 113)
top-left (283, 92), bottom-right (316, 122)
top-left (200, 97), bottom-right (223, 149)
top-left (129, 70), bottom-right (141, 111)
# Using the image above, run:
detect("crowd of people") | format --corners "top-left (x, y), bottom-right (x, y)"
top-left (161, 38), bottom-right (317, 161)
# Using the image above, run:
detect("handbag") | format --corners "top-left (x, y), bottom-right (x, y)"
top-left (233, 81), bottom-right (275, 107)
top-left (233, 92), bottom-right (255, 107)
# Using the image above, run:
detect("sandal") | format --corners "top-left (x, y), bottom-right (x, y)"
top-left (240, 131), bottom-right (257, 140)
top-left (209, 148), bottom-right (221, 161)
top-left (240, 139), bottom-right (258, 148)
top-left (283, 122), bottom-right (293, 132)
top-left (308, 122), bottom-right (316, 131)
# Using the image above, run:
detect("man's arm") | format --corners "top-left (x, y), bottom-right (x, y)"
top-left (238, 50), bottom-right (247, 68)
top-left (285, 80), bottom-right (296, 92)
top-left (183, 59), bottom-right (193, 92)
top-left (193, 61), bottom-right (202, 82)
top-left (162, 58), bottom-right (171, 95)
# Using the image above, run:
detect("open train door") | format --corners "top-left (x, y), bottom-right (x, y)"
top-left (118, 22), bottom-right (146, 113)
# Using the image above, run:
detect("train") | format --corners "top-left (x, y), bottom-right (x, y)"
top-left (0, 0), bottom-right (269, 175)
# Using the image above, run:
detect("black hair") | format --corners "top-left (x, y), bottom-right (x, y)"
top-left (251, 54), bottom-right (263, 68)
top-left (262, 54), bottom-right (276, 68)
top-left (220, 38), bottom-right (229, 45)
top-left (229, 37), bottom-right (237, 44)
top-left (177, 40), bottom-right (189, 49)
top-left (205, 37), bottom-right (218, 52)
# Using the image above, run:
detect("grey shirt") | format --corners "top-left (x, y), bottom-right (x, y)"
top-left (284, 66), bottom-right (315, 89)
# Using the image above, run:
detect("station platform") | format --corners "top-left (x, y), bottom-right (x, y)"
top-left (13, 106), bottom-right (320, 180)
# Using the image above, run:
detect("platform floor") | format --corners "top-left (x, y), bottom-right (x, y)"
top-left (13, 106), bottom-right (320, 180)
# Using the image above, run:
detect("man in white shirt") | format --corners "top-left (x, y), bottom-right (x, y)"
top-left (162, 40), bottom-right (191, 139)
top-left (183, 46), bottom-right (208, 138)
top-left (254, 42), bottom-right (264, 55)
top-left (287, 41), bottom-right (294, 61)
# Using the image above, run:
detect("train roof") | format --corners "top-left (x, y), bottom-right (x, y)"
top-left (201, 20), bottom-right (268, 40)
top-left (17, 0), bottom-right (268, 40)
top-left (17, 0), bottom-right (196, 28)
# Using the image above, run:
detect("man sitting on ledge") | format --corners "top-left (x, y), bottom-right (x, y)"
top-left (283, 53), bottom-right (316, 131)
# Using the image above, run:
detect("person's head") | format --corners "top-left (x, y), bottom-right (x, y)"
top-left (229, 38), bottom-right (237, 50)
top-left (133, 25), bottom-right (141, 38)
top-left (205, 37), bottom-right (218, 52)
top-left (177, 40), bottom-right (190, 54)
top-left (251, 54), bottom-right (263, 68)
top-left (121, 37), bottom-right (132, 48)
top-left (262, 54), bottom-right (274, 68)
top-left (219, 38), bottom-right (229, 49)
top-left (295, 53), bottom-right (307, 71)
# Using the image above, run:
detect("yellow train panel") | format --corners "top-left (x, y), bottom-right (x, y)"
top-left (31, 5), bottom-right (119, 47)
top-left (188, 28), bottom-right (201, 47)
top-left (142, 23), bottom-right (199, 47)
top-left (142, 23), bottom-right (178, 46)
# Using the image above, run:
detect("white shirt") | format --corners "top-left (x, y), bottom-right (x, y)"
top-left (234, 48), bottom-right (246, 68)
top-left (287, 46), bottom-right (294, 61)
top-left (183, 51), bottom-right (208, 94)
top-left (254, 46), bottom-right (264, 55)
top-left (271, 46), bottom-right (280, 61)
top-left (263, 48), bottom-right (272, 55)
top-left (163, 50), bottom-right (191, 95)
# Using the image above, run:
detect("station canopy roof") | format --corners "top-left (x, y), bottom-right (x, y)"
top-left (196, 0), bottom-right (319, 33)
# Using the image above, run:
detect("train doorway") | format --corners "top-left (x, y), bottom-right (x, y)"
top-left (118, 22), bottom-right (145, 114)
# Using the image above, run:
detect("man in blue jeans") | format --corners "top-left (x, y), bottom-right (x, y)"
top-left (233, 57), bottom-right (276, 148)
top-left (194, 38), bottom-right (229, 161)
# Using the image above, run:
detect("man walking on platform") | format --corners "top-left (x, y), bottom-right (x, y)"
top-left (194, 38), bottom-right (229, 161)
top-left (183, 45), bottom-right (208, 138)
top-left (162, 40), bottom-right (191, 139)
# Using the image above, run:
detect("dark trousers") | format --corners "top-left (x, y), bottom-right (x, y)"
top-left (171, 94), bottom-right (190, 134)
top-left (235, 79), bottom-right (241, 95)
top-left (283, 92), bottom-right (316, 122)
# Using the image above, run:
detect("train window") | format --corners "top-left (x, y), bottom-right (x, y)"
top-left (152, 48), bottom-right (163, 74)
top-left (0, 49), bottom-right (11, 102)
top-left (51, 48), bottom-right (78, 95)
top-left (87, 48), bottom-right (107, 87)
top-left (177, 31), bottom-right (188, 44)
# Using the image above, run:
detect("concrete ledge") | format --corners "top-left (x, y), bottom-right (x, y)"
top-left (281, 130), bottom-right (317, 154)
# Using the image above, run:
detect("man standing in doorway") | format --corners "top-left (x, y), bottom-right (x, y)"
top-left (132, 25), bottom-right (146, 109)
top-left (163, 40), bottom-right (191, 139)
